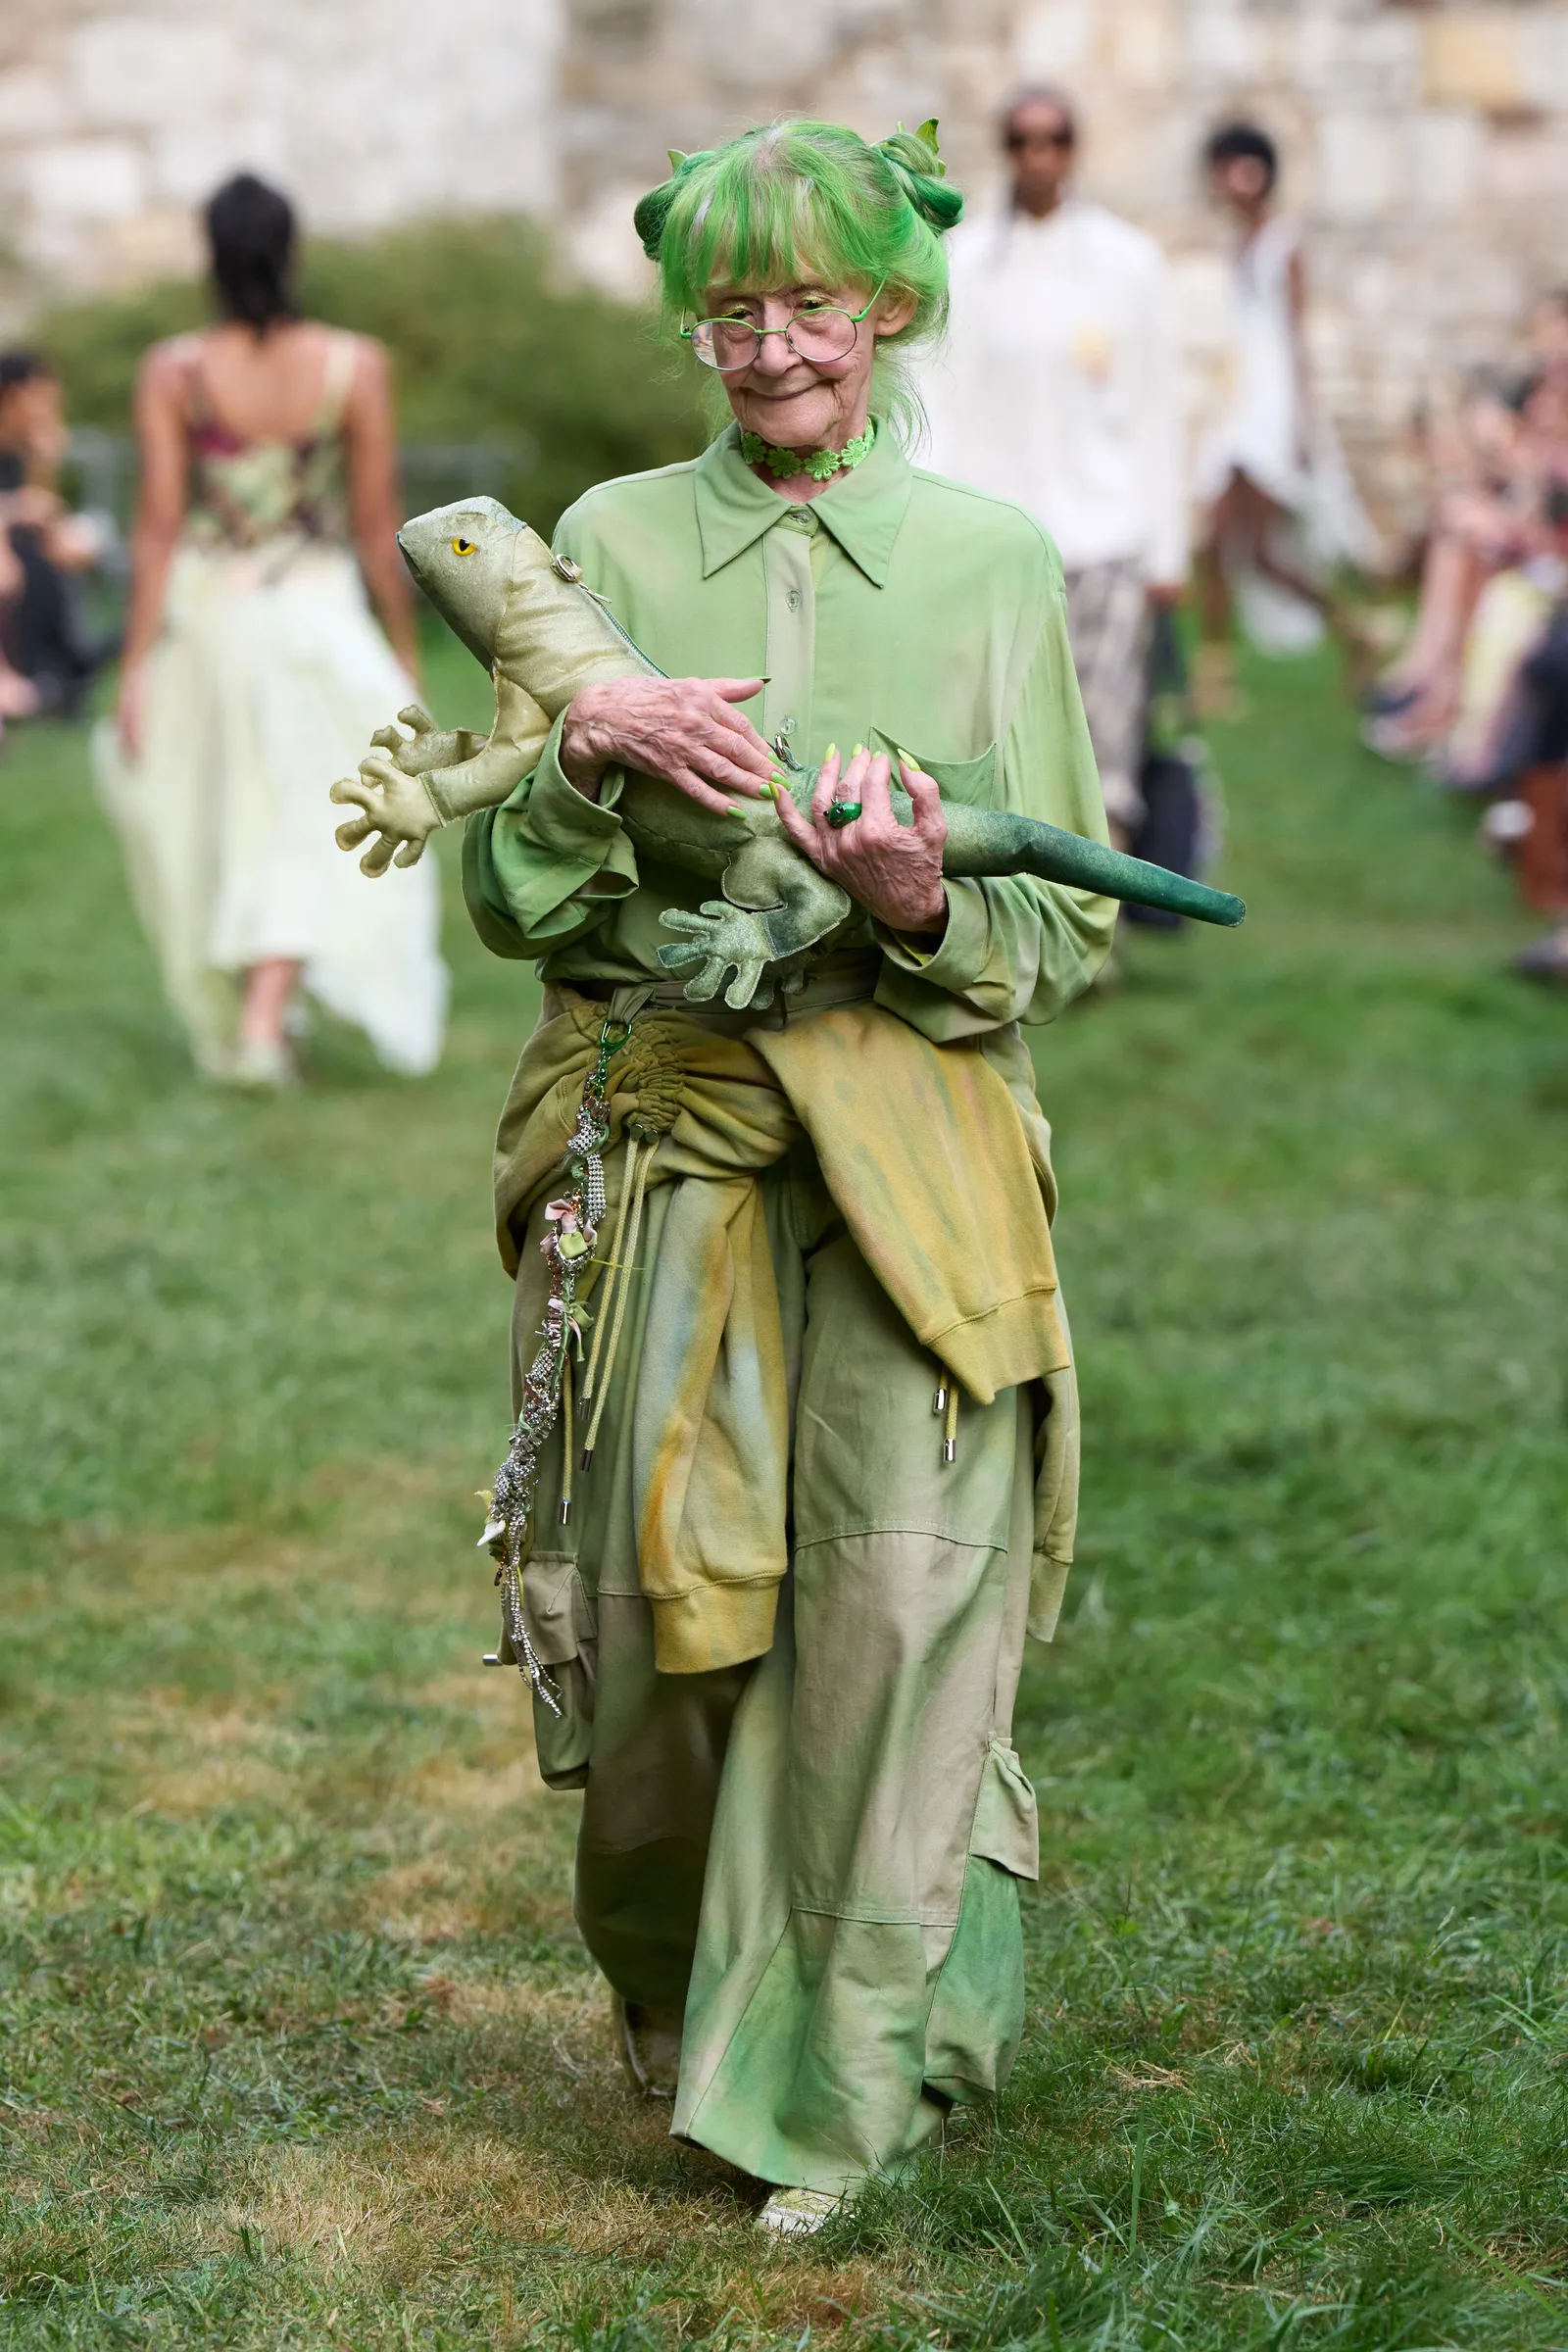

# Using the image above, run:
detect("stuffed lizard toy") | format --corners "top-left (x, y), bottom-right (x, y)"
top-left (331, 496), bottom-right (1244, 1009)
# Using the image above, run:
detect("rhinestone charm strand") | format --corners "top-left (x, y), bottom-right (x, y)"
top-left (479, 1017), bottom-right (629, 1710)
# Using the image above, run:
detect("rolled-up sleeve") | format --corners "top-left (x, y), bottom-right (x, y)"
top-left (464, 711), bottom-right (639, 959)
top-left (874, 573), bottom-right (1116, 1039)
top-left (461, 496), bottom-right (644, 960)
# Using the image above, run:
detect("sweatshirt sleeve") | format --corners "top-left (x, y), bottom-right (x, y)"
top-left (874, 564), bottom-right (1116, 1039)
top-left (461, 506), bottom-right (641, 959)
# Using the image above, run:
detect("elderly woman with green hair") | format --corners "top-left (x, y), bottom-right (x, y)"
top-left (465, 118), bottom-right (1114, 2231)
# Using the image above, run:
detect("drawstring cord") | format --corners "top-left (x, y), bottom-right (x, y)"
top-left (934, 1375), bottom-right (958, 1464)
top-left (580, 1133), bottom-right (641, 1417)
top-left (559, 1351), bottom-right (574, 1525)
top-left (580, 1128), bottom-right (657, 1473)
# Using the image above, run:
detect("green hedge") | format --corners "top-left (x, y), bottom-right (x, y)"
top-left (38, 216), bottom-right (710, 534)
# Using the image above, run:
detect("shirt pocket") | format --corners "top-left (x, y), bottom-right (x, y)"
top-left (870, 731), bottom-right (998, 808)
top-left (967, 1737), bottom-right (1040, 1881)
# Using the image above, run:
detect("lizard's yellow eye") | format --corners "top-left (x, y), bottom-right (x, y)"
top-left (451, 536), bottom-right (476, 557)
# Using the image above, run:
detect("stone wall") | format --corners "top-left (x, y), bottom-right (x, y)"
top-left (562, 0), bottom-right (1568, 537)
top-left (7, 0), bottom-right (1568, 534)
top-left (0, 0), bottom-right (561, 295)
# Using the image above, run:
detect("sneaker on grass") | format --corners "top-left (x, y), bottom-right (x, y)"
top-left (757, 2185), bottom-right (851, 2237)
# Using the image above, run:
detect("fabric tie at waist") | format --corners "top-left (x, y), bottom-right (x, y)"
top-left (494, 988), bottom-right (1071, 1674)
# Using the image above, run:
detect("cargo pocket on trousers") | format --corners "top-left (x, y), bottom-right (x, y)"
top-left (967, 1738), bottom-right (1040, 1882)
top-left (516, 1551), bottom-right (598, 1790)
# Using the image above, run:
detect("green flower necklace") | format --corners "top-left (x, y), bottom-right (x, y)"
top-left (740, 421), bottom-right (876, 483)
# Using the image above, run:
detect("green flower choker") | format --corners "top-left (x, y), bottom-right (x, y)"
top-left (740, 422), bottom-right (876, 483)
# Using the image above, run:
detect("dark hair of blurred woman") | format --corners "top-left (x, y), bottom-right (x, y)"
top-left (205, 173), bottom-right (298, 336)
top-left (1203, 121), bottom-right (1279, 194)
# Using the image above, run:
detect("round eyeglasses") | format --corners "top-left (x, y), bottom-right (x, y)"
top-left (681, 294), bottom-right (880, 374)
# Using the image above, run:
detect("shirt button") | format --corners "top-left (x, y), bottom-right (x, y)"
top-left (786, 589), bottom-right (802, 612)
top-left (779, 715), bottom-right (796, 735)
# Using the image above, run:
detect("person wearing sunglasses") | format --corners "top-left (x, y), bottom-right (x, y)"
top-left (924, 87), bottom-right (1188, 844)
top-left (463, 119), bottom-right (1114, 2231)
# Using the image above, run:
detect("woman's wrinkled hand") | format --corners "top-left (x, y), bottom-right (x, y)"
top-left (560, 676), bottom-right (774, 816)
top-left (773, 746), bottom-right (948, 938)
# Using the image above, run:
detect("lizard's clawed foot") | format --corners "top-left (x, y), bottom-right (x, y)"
top-left (330, 743), bottom-right (440, 875)
top-left (366, 704), bottom-right (449, 769)
top-left (657, 903), bottom-right (776, 1009)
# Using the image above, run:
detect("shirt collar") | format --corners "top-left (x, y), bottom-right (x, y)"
top-left (693, 419), bottom-right (913, 586)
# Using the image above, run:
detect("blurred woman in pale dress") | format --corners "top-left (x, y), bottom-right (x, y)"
top-left (1194, 122), bottom-right (1374, 711)
top-left (97, 173), bottom-right (447, 1084)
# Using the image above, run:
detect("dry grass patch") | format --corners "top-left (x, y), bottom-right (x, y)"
top-left (224, 2126), bottom-right (906, 2339)
top-left (37, 1474), bottom-right (480, 1630)
top-left (399, 1754), bottom-right (546, 1820)
top-left (363, 1858), bottom-right (491, 1945)
top-left (134, 1754), bottom-right (297, 1818)
top-left (240, 2128), bottom-right (758, 2278)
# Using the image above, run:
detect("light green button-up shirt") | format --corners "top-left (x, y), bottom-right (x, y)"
top-left (466, 420), bottom-right (1115, 1041)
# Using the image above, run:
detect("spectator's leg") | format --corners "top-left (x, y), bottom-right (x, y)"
top-left (1384, 530), bottom-right (1483, 717)
top-left (1376, 537), bottom-right (1491, 757)
top-left (1516, 765), bottom-right (1568, 914)
top-left (1510, 759), bottom-right (1568, 984)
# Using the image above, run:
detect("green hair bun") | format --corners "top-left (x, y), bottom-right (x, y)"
top-left (633, 146), bottom-right (713, 263)
top-left (876, 120), bottom-right (963, 235)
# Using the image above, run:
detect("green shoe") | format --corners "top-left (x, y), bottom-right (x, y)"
top-left (757, 2184), bottom-right (850, 2237)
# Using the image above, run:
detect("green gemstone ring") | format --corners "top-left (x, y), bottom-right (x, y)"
top-left (826, 801), bottom-right (862, 828)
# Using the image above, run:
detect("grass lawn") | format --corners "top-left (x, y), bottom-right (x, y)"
top-left (3, 638), bottom-right (1568, 2350)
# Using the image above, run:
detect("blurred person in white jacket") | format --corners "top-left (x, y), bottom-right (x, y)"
top-left (924, 87), bottom-right (1187, 842)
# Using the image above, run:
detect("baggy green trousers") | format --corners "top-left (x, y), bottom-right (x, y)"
top-left (514, 1143), bottom-right (1044, 2195)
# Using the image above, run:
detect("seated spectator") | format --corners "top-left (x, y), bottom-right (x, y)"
top-left (1367, 376), bottom-right (1540, 759)
top-left (0, 350), bottom-right (114, 718)
top-left (1473, 488), bottom-right (1568, 983)
top-left (0, 515), bottom-right (35, 726)
top-left (1362, 306), bottom-right (1568, 987)
top-left (1370, 294), bottom-right (1568, 762)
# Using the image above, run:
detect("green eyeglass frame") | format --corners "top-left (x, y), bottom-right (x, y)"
top-left (680, 289), bottom-right (884, 372)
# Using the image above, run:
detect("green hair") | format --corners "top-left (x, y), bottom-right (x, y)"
top-left (633, 119), bottom-right (963, 446)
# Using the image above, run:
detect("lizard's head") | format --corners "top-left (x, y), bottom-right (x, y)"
top-left (397, 497), bottom-right (523, 668)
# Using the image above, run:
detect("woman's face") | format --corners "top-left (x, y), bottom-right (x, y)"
top-left (700, 278), bottom-right (916, 452)
top-left (1209, 155), bottom-right (1271, 214)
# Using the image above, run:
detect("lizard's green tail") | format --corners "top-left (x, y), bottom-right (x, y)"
top-left (940, 805), bottom-right (1246, 928)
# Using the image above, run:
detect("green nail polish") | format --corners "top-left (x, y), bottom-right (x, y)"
top-left (760, 779), bottom-right (775, 799)
top-left (853, 742), bottom-right (865, 757)
top-left (824, 743), bottom-right (838, 761)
